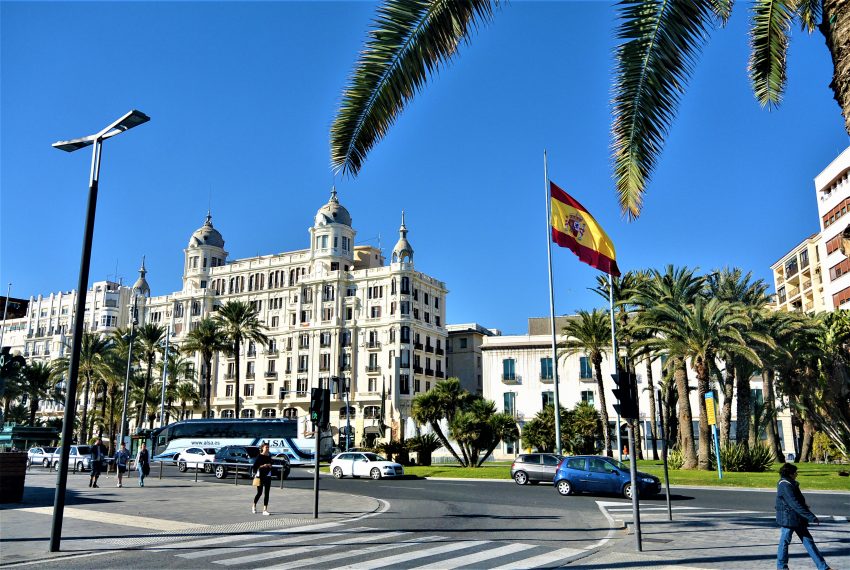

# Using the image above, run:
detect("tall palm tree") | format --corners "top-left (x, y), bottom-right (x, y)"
top-left (182, 317), bottom-right (228, 419)
top-left (0, 349), bottom-right (27, 422)
top-left (22, 361), bottom-right (53, 426)
top-left (561, 309), bottom-right (613, 457)
top-left (135, 323), bottom-right (166, 431)
top-left (54, 333), bottom-right (111, 443)
top-left (332, 1), bottom-right (850, 218)
top-left (215, 301), bottom-right (268, 418)
top-left (411, 377), bottom-right (474, 465)
top-left (641, 297), bottom-right (762, 470)
top-left (175, 382), bottom-right (201, 421)
top-left (162, 351), bottom-right (194, 425)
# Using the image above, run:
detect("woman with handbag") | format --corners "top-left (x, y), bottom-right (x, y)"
top-left (251, 443), bottom-right (274, 515)
top-left (136, 442), bottom-right (150, 488)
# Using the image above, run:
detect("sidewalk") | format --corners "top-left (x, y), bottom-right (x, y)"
top-left (0, 468), bottom-right (381, 566)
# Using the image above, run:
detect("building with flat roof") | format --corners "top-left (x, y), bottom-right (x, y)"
top-left (815, 146), bottom-right (850, 309)
top-left (770, 234), bottom-right (826, 313)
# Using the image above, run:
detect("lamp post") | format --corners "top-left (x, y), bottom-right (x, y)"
top-left (118, 293), bottom-right (139, 450)
top-left (49, 110), bottom-right (149, 553)
top-left (159, 321), bottom-right (173, 426)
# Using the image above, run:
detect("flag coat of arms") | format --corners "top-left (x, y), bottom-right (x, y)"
top-left (550, 181), bottom-right (620, 277)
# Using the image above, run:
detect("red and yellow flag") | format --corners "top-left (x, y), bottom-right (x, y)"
top-left (550, 181), bottom-right (620, 277)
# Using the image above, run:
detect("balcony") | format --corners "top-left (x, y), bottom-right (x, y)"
top-left (413, 365), bottom-right (423, 374)
top-left (319, 365), bottom-right (330, 372)
top-left (298, 367), bottom-right (309, 373)
top-left (435, 370), bottom-right (445, 378)
top-left (435, 347), bottom-right (444, 355)
top-left (502, 374), bottom-right (522, 385)
top-left (414, 342), bottom-right (423, 350)
top-left (425, 368), bottom-right (434, 376)
top-left (224, 373), bottom-right (235, 380)
top-left (296, 391), bottom-right (307, 398)
top-left (267, 348), bottom-right (279, 356)
top-left (366, 365), bottom-right (381, 374)
top-left (246, 372), bottom-right (255, 379)
top-left (802, 280), bottom-right (812, 291)
top-left (264, 371), bottom-right (278, 378)
top-left (540, 374), bottom-right (554, 384)
top-left (367, 340), bottom-right (382, 350)
top-left (778, 294), bottom-right (787, 304)
top-left (425, 345), bottom-right (434, 353)
top-left (785, 263), bottom-right (799, 278)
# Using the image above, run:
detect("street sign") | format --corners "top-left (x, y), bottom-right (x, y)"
top-left (705, 391), bottom-right (717, 426)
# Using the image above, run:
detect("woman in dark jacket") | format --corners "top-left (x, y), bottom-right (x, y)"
top-left (775, 463), bottom-right (831, 570)
top-left (252, 443), bottom-right (274, 516)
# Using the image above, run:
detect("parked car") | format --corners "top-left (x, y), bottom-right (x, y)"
top-left (511, 453), bottom-right (564, 485)
top-left (27, 446), bottom-right (57, 468)
top-left (212, 445), bottom-right (290, 480)
top-left (553, 455), bottom-right (661, 499)
top-left (178, 447), bottom-right (217, 473)
top-left (330, 452), bottom-right (404, 480)
top-left (152, 450), bottom-right (182, 465)
top-left (51, 445), bottom-right (92, 472)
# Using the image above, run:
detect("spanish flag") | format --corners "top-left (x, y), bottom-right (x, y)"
top-left (550, 181), bottom-right (620, 277)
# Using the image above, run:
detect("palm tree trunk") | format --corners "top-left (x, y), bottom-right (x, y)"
top-left (234, 339), bottom-right (241, 418)
top-left (108, 385), bottom-right (116, 455)
top-left (28, 399), bottom-right (39, 426)
top-left (593, 358), bottom-right (612, 457)
top-left (80, 372), bottom-right (91, 443)
top-left (763, 369), bottom-right (783, 462)
top-left (695, 359), bottom-right (712, 470)
top-left (429, 421), bottom-right (465, 465)
top-left (645, 357), bottom-right (659, 460)
top-left (720, 358), bottom-right (734, 445)
top-left (821, 0), bottom-right (850, 136)
top-left (735, 364), bottom-right (751, 449)
top-left (674, 359), bottom-right (697, 469)
top-left (799, 416), bottom-right (815, 462)
top-left (204, 355), bottom-right (213, 419)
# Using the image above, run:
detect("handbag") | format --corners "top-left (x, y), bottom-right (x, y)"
top-left (252, 476), bottom-right (261, 487)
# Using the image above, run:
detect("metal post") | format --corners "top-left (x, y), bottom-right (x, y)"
top-left (712, 424), bottom-right (723, 480)
top-left (345, 381), bottom-right (351, 452)
top-left (628, 424), bottom-right (642, 551)
top-left (118, 295), bottom-right (137, 449)
top-left (657, 388), bottom-right (672, 521)
top-left (159, 322), bottom-right (171, 426)
top-left (0, 283), bottom-right (11, 350)
top-left (543, 150), bottom-right (562, 454)
top-left (159, 460), bottom-right (163, 479)
top-left (609, 274), bottom-right (621, 460)
top-left (50, 138), bottom-right (103, 553)
top-left (313, 420), bottom-right (320, 518)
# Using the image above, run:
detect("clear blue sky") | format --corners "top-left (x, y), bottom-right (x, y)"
top-left (2, 1), bottom-right (848, 335)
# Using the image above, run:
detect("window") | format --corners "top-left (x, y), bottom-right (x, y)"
top-left (241, 409), bottom-right (255, 418)
top-left (540, 358), bottom-right (553, 380)
top-left (296, 377), bottom-right (308, 395)
top-left (270, 316), bottom-right (279, 328)
top-left (503, 392), bottom-right (516, 416)
top-left (298, 355), bottom-right (309, 372)
top-left (364, 405), bottom-right (381, 419)
top-left (579, 356), bottom-right (593, 379)
top-left (400, 301), bottom-right (410, 315)
top-left (340, 405), bottom-right (356, 419)
top-left (370, 306), bottom-right (381, 318)
top-left (459, 338), bottom-right (467, 349)
top-left (566, 457), bottom-right (586, 470)
top-left (434, 297), bottom-right (440, 309)
top-left (283, 408), bottom-right (298, 419)
top-left (541, 391), bottom-right (554, 408)
top-left (262, 409), bottom-right (276, 418)
top-left (299, 333), bottom-right (310, 349)
top-left (322, 307), bottom-right (334, 321)
top-left (266, 383), bottom-right (274, 396)
top-left (581, 390), bottom-right (595, 406)
top-left (401, 326), bottom-right (410, 343)
top-left (221, 410), bottom-right (235, 419)
top-left (502, 358), bottom-right (516, 380)
top-left (400, 374), bottom-right (410, 394)
top-left (400, 277), bottom-right (410, 294)
top-left (225, 385), bottom-right (234, 397)
top-left (244, 384), bottom-right (254, 397)
top-left (246, 361), bottom-right (255, 378)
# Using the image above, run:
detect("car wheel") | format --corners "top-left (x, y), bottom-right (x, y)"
top-left (76, 461), bottom-right (84, 471)
top-left (370, 467), bottom-right (381, 480)
top-left (332, 467), bottom-right (343, 479)
top-left (214, 465), bottom-right (227, 479)
top-left (556, 479), bottom-right (573, 496)
top-left (513, 471), bottom-right (528, 485)
top-left (529, 480), bottom-right (540, 485)
top-left (43, 458), bottom-right (51, 468)
top-left (54, 462), bottom-right (60, 472)
top-left (178, 461), bottom-right (188, 473)
top-left (204, 462), bottom-right (213, 473)
top-left (623, 483), bottom-right (633, 500)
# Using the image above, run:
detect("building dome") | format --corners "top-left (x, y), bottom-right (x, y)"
top-left (392, 211), bottom-right (414, 263)
top-left (189, 211), bottom-right (225, 248)
top-left (132, 257), bottom-right (151, 297)
top-left (314, 187), bottom-right (352, 227)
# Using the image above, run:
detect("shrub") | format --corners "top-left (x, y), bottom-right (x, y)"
top-left (707, 442), bottom-right (773, 473)
top-left (667, 448), bottom-right (684, 470)
top-left (812, 432), bottom-right (841, 463)
top-left (406, 433), bottom-right (443, 466)
top-left (746, 444), bottom-right (774, 472)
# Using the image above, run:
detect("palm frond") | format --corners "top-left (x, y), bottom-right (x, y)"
top-left (749, 0), bottom-right (795, 107)
top-left (795, 0), bottom-right (820, 32)
top-left (330, 0), bottom-right (498, 177)
top-left (709, 0), bottom-right (735, 25)
top-left (612, 0), bottom-right (717, 219)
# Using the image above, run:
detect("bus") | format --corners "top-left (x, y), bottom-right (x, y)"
top-left (150, 419), bottom-right (332, 460)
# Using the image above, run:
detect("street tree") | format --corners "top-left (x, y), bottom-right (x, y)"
top-left (182, 317), bottom-right (228, 419)
top-left (215, 301), bottom-right (268, 419)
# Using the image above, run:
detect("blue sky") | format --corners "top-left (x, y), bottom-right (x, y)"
top-left (2, 1), bottom-right (848, 335)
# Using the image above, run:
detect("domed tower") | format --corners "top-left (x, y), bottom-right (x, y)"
top-left (183, 211), bottom-right (228, 291)
top-left (129, 256), bottom-right (151, 326)
top-left (391, 211), bottom-right (414, 265)
top-left (309, 187), bottom-right (356, 273)
top-left (132, 256), bottom-right (151, 297)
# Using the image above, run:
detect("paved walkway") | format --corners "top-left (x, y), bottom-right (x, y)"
top-left (0, 468), bottom-right (382, 566)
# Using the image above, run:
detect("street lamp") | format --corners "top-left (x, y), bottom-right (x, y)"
top-left (118, 292), bottom-right (140, 451)
top-left (49, 110), bottom-right (149, 553)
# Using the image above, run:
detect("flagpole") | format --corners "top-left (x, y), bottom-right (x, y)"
top-left (609, 273), bottom-right (621, 459)
top-left (544, 150), bottom-right (563, 456)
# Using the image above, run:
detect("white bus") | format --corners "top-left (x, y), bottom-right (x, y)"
top-left (151, 419), bottom-right (332, 460)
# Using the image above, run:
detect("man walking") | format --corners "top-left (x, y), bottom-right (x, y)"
top-left (89, 438), bottom-right (107, 488)
top-left (775, 463), bottom-right (832, 570)
top-left (114, 442), bottom-right (131, 488)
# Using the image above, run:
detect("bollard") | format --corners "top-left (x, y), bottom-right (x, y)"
top-left (195, 465), bottom-right (199, 483)
top-left (159, 461), bottom-right (163, 480)
top-left (280, 469), bottom-right (285, 489)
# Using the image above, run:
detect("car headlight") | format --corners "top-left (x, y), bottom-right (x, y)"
top-left (641, 477), bottom-right (655, 483)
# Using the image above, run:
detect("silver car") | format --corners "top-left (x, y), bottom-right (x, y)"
top-left (51, 445), bottom-right (92, 472)
top-left (511, 453), bottom-right (564, 485)
top-left (27, 446), bottom-right (57, 467)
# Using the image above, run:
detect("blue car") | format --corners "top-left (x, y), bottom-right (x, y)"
top-left (554, 455), bottom-right (661, 499)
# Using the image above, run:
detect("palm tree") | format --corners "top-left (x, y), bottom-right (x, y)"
top-left (561, 309), bottom-right (612, 457)
top-left (1, 348), bottom-right (27, 422)
top-left (332, 1), bottom-right (850, 219)
top-left (162, 352), bottom-right (195, 425)
top-left (182, 317), bottom-right (228, 419)
top-left (641, 297), bottom-right (762, 470)
top-left (215, 301), bottom-right (268, 418)
top-left (22, 361), bottom-right (53, 426)
top-left (135, 323), bottom-right (166, 431)
top-left (411, 377), bottom-right (474, 465)
top-left (54, 333), bottom-right (111, 443)
top-left (175, 382), bottom-right (201, 421)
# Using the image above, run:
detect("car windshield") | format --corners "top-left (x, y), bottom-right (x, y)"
top-left (607, 459), bottom-right (629, 471)
top-left (203, 448), bottom-right (216, 455)
top-left (363, 453), bottom-right (386, 462)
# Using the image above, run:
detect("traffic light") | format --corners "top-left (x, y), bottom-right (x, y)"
top-left (309, 388), bottom-right (331, 427)
top-left (612, 372), bottom-right (638, 420)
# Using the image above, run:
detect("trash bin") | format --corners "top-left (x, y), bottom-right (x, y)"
top-left (0, 452), bottom-right (28, 503)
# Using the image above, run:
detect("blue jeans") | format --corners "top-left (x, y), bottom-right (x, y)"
top-left (138, 467), bottom-right (146, 485)
top-left (777, 526), bottom-right (828, 570)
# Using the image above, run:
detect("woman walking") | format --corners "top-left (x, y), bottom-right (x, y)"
top-left (775, 463), bottom-right (832, 570)
top-left (114, 442), bottom-right (131, 488)
top-left (251, 443), bottom-right (274, 515)
top-left (135, 441), bottom-right (150, 487)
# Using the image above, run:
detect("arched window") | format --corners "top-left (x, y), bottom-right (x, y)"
top-left (339, 406), bottom-right (356, 420)
top-left (283, 408), bottom-right (298, 419)
top-left (221, 410), bottom-right (234, 418)
top-left (261, 409), bottom-right (276, 418)
top-left (241, 409), bottom-right (256, 418)
top-left (364, 406), bottom-right (380, 420)
top-left (206, 410), bottom-right (215, 419)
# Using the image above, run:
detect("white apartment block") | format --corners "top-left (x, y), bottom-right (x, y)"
top-left (815, 146), bottom-right (850, 309)
top-left (770, 234), bottom-right (826, 313)
top-left (132, 191), bottom-right (448, 448)
top-left (480, 322), bottom-right (796, 460)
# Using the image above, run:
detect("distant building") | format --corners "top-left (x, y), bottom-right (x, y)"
top-left (770, 234), bottom-right (826, 313)
top-left (815, 146), bottom-right (850, 309)
top-left (446, 323), bottom-right (499, 395)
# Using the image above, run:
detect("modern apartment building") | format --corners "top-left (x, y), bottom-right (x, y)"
top-left (815, 146), bottom-right (850, 309)
top-left (770, 234), bottom-right (826, 313)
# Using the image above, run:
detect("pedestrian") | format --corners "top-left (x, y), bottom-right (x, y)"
top-left (114, 442), bottom-right (131, 488)
top-left (775, 463), bottom-right (832, 570)
top-left (89, 438), bottom-right (107, 488)
top-left (136, 441), bottom-right (150, 487)
top-left (251, 443), bottom-right (274, 516)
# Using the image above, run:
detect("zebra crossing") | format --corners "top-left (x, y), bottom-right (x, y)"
top-left (158, 521), bottom-right (588, 569)
top-left (597, 499), bottom-right (850, 524)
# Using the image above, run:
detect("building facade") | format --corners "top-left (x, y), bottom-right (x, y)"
top-left (815, 146), bottom-right (850, 309)
top-left (770, 233), bottom-right (826, 313)
top-left (445, 323), bottom-right (498, 395)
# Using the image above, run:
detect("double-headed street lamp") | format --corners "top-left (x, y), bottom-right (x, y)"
top-left (49, 110), bottom-right (149, 553)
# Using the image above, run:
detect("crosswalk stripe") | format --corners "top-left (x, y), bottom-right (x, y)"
top-left (267, 536), bottom-right (445, 570)
top-left (409, 542), bottom-right (539, 570)
top-left (216, 531), bottom-right (408, 566)
top-left (164, 520), bottom-right (345, 553)
top-left (329, 540), bottom-right (489, 569)
top-left (178, 527), bottom-right (376, 560)
top-left (489, 546), bottom-right (585, 569)
top-left (832, 515), bottom-right (847, 522)
top-left (607, 506), bottom-right (698, 512)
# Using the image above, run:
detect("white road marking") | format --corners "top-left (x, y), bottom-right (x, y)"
top-left (176, 525), bottom-right (371, 558)
top-left (15, 506), bottom-right (204, 531)
top-left (166, 521), bottom-right (347, 553)
top-left (410, 542), bottom-right (539, 570)
top-left (489, 546), bottom-right (585, 569)
top-left (329, 540), bottom-right (489, 569)
top-left (267, 536), bottom-right (444, 569)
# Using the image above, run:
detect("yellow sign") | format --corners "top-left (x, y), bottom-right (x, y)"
top-left (705, 393), bottom-right (717, 426)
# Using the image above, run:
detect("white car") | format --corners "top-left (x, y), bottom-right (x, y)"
top-left (177, 447), bottom-right (217, 473)
top-left (28, 446), bottom-right (57, 467)
top-left (330, 452), bottom-right (404, 480)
